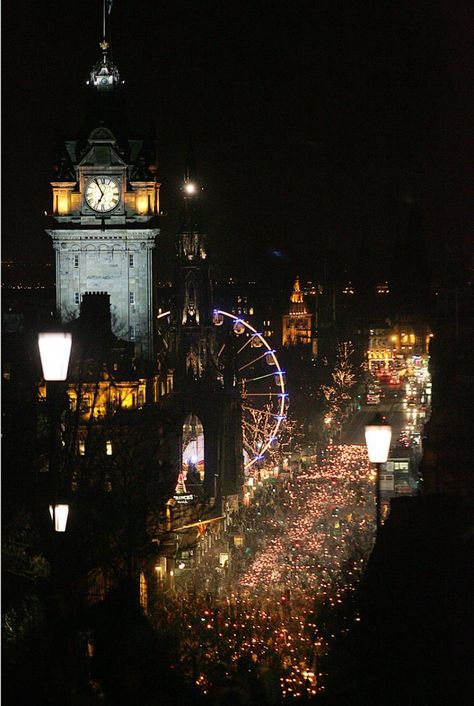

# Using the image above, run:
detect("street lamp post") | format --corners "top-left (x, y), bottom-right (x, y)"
top-left (364, 412), bottom-right (392, 529)
top-left (38, 332), bottom-right (72, 532)
top-left (38, 331), bottom-right (74, 702)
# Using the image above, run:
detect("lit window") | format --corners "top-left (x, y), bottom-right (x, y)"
top-left (129, 254), bottom-right (134, 267)
top-left (106, 440), bottom-right (113, 456)
top-left (129, 292), bottom-right (135, 305)
top-left (78, 440), bottom-right (85, 456)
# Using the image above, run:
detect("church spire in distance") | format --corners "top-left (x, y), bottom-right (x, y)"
top-left (180, 141), bottom-right (204, 233)
top-left (184, 139), bottom-right (197, 184)
top-left (172, 145), bottom-right (212, 335)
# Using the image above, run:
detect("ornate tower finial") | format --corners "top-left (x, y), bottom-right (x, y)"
top-left (87, 1), bottom-right (119, 91)
top-left (290, 276), bottom-right (304, 304)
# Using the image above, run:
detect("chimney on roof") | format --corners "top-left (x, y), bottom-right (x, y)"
top-left (79, 291), bottom-right (112, 336)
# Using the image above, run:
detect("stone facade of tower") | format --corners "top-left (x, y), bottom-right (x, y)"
top-left (47, 48), bottom-right (160, 360)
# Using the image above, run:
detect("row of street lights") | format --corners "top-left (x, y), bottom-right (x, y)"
top-left (38, 331), bottom-right (72, 532)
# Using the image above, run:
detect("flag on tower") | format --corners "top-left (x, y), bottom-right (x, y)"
top-left (106, 0), bottom-right (113, 15)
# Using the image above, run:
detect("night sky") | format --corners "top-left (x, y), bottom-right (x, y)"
top-left (2, 0), bottom-right (472, 284)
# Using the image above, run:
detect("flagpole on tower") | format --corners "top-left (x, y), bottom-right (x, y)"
top-left (102, 1), bottom-right (113, 43)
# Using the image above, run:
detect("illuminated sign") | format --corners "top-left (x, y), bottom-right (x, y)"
top-left (173, 493), bottom-right (194, 504)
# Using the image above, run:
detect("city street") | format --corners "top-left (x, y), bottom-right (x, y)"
top-left (342, 373), bottom-right (431, 455)
top-left (342, 388), bottom-right (405, 445)
top-left (160, 370), bottom-right (433, 699)
top-left (158, 445), bottom-right (376, 699)
top-left (3, 1), bottom-right (470, 703)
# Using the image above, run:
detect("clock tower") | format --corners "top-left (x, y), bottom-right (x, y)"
top-left (47, 40), bottom-right (160, 360)
top-left (282, 276), bottom-right (316, 355)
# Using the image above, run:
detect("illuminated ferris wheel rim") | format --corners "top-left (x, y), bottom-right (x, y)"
top-left (156, 308), bottom-right (288, 470)
top-left (216, 310), bottom-right (286, 469)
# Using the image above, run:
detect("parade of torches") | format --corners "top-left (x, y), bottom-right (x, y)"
top-left (156, 444), bottom-right (375, 699)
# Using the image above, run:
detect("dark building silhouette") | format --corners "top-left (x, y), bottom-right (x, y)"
top-left (323, 284), bottom-right (474, 706)
top-left (161, 153), bottom-right (244, 500)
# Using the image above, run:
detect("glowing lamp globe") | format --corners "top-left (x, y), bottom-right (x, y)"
top-left (364, 413), bottom-right (392, 463)
top-left (49, 503), bottom-right (69, 532)
top-left (184, 182), bottom-right (196, 194)
top-left (38, 332), bottom-right (72, 381)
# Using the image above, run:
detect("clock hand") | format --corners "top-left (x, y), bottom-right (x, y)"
top-left (97, 185), bottom-right (110, 205)
top-left (94, 179), bottom-right (104, 195)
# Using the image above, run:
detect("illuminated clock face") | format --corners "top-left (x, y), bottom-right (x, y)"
top-left (85, 176), bottom-right (120, 213)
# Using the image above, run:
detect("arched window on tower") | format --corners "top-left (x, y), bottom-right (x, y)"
top-left (181, 414), bottom-right (205, 486)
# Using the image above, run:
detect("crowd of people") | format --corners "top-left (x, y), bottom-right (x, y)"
top-left (150, 444), bottom-right (376, 703)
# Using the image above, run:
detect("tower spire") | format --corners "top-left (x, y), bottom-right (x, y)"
top-left (88, 1), bottom-right (120, 92)
top-left (180, 146), bottom-right (203, 233)
top-left (184, 138), bottom-right (197, 184)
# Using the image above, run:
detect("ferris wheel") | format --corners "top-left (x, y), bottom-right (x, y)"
top-left (156, 309), bottom-right (288, 472)
top-left (213, 310), bottom-right (287, 471)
